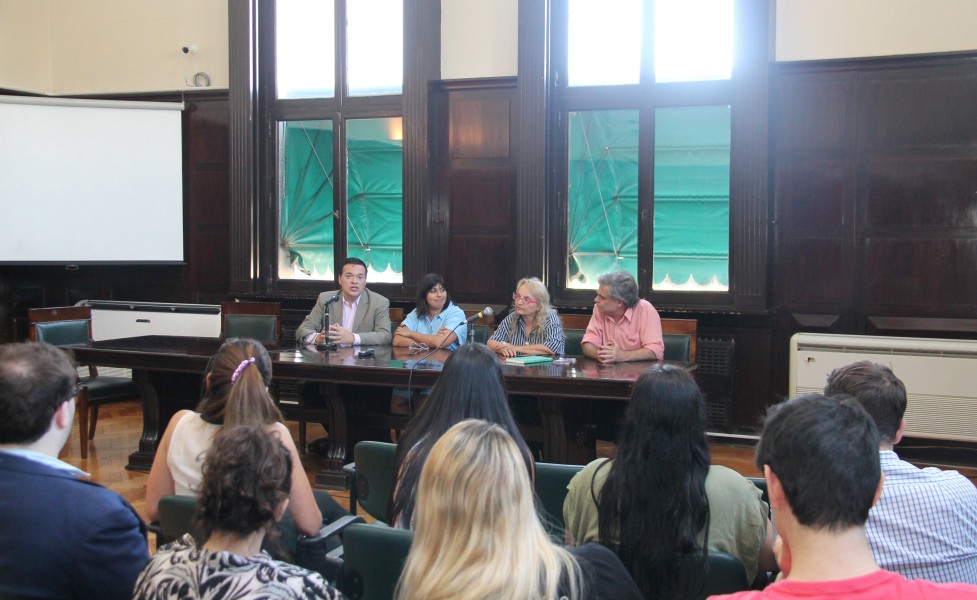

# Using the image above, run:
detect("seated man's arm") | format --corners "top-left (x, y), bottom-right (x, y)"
top-left (295, 294), bottom-right (327, 342)
top-left (581, 342), bottom-right (601, 360)
top-left (355, 293), bottom-right (392, 345)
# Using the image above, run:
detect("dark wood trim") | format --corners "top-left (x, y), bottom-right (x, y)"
top-left (516, 0), bottom-right (551, 281)
top-left (402, 0), bottom-right (441, 295)
top-left (227, 0), bottom-right (260, 294)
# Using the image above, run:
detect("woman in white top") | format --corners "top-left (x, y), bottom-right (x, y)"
top-left (146, 338), bottom-right (342, 539)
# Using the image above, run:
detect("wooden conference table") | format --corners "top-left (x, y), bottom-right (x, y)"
top-left (69, 336), bottom-right (693, 487)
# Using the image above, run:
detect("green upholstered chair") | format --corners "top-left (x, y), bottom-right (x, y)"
top-left (338, 523), bottom-right (413, 600)
top-left (534, 461), bottom-right (584, 540)
top-left (28, 306), bottom-right (141, 459)
top-left (681, 550), bottom-right (750, 599)
top-left (662, 332), bottom-right (692, 362)
top-left (154, 493), bottom-right (364, 579)
top-left (347, 441), bottom-right (398, 523)
top-left (221, 301), bottom-right (282, 344)
top-left (564, 328), bottom-right (585, 356)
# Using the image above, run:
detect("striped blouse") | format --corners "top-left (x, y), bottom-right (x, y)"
top-left (489, 309), bottom-right (566, 356)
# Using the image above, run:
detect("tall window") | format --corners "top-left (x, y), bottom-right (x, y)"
top-left (272, 0), bottom-right (405, 283)
top-left (557, 0), bottom-right (741, 295)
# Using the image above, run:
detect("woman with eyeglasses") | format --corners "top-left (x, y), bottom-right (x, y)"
top-left (487, 277), bottom-right (565, 358)
top-left (393, 273), bottom-right (467, 351)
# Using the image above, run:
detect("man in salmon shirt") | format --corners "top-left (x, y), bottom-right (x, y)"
top-left (581, 271), bottom-right (664, 363)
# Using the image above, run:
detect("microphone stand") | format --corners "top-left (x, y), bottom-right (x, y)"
top-left (316, 296), bottom-right (340, 352)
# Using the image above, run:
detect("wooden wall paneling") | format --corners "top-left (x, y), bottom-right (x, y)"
top-left (857, 61), bottom-right (977, 322)
top-left (434, 81), bottom-right (518, 304)
top-left (184, 95), bottom-right (231, 304)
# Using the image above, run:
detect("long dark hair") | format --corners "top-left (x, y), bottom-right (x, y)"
top-left (414, 272), bottom-right (452, 318)
top-left (197, 338), bottom-right (281, 427)
top-left (597, 364), bottom-right (710, 600)
top-left (388, 343), bottom-right (533, 526)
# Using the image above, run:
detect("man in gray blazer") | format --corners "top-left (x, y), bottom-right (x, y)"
top-left (295, 257), bottom-right (392, 346)
top-left (296, 257), bottom-right (392, 453)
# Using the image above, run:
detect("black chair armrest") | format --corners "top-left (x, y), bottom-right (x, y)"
top-left (295, 514), bottom-right (366, 584)
top-left (343, 462), bottom-right (358, 515)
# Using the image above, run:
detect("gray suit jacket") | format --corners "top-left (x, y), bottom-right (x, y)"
top-left (295, 288), bottom-right (392, 345)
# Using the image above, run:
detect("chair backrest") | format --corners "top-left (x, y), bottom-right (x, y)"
top-left (563, 328), bottom-right (585, 356)
top-left (28, 306), bottom-right (93, 346)
top-left (340, 523), bottom-right (413, 600)
top-left (534, 461), bottom-right (584, 539)
top-left (157, 494), bottom-right (203, 546)
top-left (679, 550), bottom-right (749, 600)
top-left (662, 333), bottom-right (692, 362)
top-left (661, 318), bottom-right (697, 362)
top-left (353, 441), bottom-right (398, 523)
top-left (220, 301), bottom-right (281, 343)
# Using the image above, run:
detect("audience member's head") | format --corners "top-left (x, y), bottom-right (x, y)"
top-left (396, 419), bottom-right (580, 600)
top-left (196, 425), bottom-right (293, 543)
top-left (597, 364), bottom-right (710, 599)
top-left (597, 271), bottom-right (640, 308)
top-left (756, 393), bottom-right (881, 531)
top-left (0, 342), bottom-right (78, 447)
top-left (389, 343), bottom-right (531, 526)
top-left (824, 361), bottom-right (907, 446)
top-left (198, 338), bottom-right (281, 427)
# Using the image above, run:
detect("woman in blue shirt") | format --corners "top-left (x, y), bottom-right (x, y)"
top-left (393, 273), bottom-right (468, 350)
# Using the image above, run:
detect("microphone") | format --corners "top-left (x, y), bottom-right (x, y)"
top-left (466, 306), bottom-right (494, 324)
top-left (317, 294), bottom-right (342, 351)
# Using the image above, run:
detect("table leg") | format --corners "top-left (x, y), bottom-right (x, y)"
top-left (126, 370), bottom-right (202, 472)
top-left (314, 383), bottom-right (352, 490)
top-left (538, 397), bottom-right (597, 465)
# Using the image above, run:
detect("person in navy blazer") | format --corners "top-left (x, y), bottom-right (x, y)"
top-left (0, 341), bottom-right (149, 600)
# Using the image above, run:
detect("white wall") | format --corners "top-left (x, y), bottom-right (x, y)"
top-left (0, 1), bottom-right (52, 94)
top-left (0, 0), bottom-right (227, 95)
top-left (776, 0), bottom-right (977, 61)
top-left (441, 0), bottom-right (518, 79)
top-left (5, 1), bottom-right (977, 94)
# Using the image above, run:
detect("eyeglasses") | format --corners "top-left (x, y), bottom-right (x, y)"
top-left (512, 293), bottom-right (538, 305)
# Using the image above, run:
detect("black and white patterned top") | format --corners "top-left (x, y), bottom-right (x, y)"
top-left (132, 535), bottom-right (342, 600)
top-left (489, 309), bottom-right (566, 356)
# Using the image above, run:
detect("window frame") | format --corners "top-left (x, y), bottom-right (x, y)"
top-left (227, 0), bottom-right (437, 298)
top-left (541, 0), bottom-right (771, 312)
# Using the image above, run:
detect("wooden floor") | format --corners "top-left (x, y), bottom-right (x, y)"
top-left (58, 400), bottom-right (764, 551)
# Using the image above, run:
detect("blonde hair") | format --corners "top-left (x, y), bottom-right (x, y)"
top-left (396, 419), bottom-right (581, 600)
top-left (515, 276), bottom-right (557, 338)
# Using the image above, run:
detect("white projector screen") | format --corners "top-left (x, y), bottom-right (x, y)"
top-left (0, 95), bottom-right (184, 264)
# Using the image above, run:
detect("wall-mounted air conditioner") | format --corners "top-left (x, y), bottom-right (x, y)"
top-left (790, 333), bottom-right (977, 443)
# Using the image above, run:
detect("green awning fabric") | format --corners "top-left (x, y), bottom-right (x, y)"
top-left (567, 109), bottom-right (640, 287)
top-left (566, 106), bottom-right (730, 291)
top-left (280, 120), bottom-right (335, 277)
top-left (346, 139), bottom-right (403, 274)
top-left (278, 120), bottom-right (403, 279)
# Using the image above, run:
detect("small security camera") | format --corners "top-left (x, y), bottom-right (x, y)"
top-left (182, 46), bottom-right (190, 54)
top-left (181, 45), bottom-right (198, 55)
